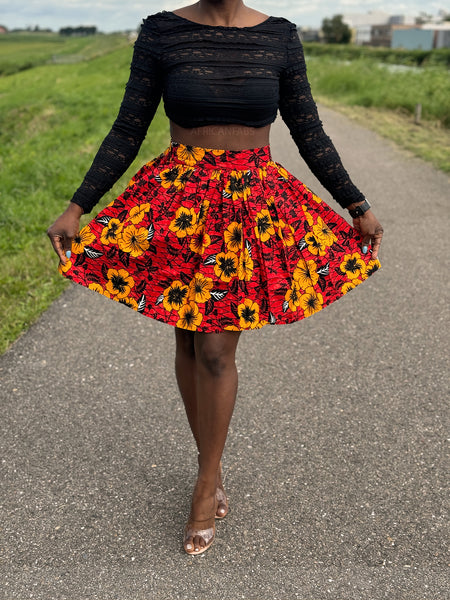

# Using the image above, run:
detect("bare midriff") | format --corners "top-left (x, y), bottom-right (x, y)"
top-left (169, 121), bottom-right (271, 150)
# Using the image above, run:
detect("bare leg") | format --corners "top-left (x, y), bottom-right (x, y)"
top-left (176, 329), bottom-right (241, 553)
top-left (174, 328), bottom-right (230, 519)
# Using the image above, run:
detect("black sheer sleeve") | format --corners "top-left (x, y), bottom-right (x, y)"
top-left (279, 24), bottom-right (365, 209)
top-left (70, 16), bottom-right (163, 214)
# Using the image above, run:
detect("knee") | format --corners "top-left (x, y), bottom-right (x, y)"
top-left (175, 328), bottom-right (196, 360)
top-left (195, 336), bottom-right (238, 378)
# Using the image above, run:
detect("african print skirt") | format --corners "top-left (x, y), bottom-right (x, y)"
top-left (60, 141), bottom-right (380, 332)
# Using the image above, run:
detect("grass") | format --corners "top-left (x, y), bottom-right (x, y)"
top-left (0, 45), bottom-right (169, 354)
top-left (0, 32), bottom-right (132, 75)
top-left (305, 56), bottom-right (450, 128)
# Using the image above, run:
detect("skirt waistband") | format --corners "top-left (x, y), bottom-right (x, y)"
top-left (169, 140), bottom-right (272, 170)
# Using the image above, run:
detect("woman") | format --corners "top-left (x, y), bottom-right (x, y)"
top-left (47, 0), bottom-right (383, 556)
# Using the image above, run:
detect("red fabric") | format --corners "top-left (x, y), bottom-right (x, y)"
top-left (60, 142), bottom-right (380, 331)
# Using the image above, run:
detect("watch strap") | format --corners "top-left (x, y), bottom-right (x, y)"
top-left (348, 198), bottom-right (371, 218)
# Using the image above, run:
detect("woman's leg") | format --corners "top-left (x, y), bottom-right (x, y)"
top-left (176, 329), bottom-right (241, 553)
top-left (174, 328), bottom-right (232, 519)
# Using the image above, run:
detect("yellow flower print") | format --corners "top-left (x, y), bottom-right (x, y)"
top-left (114, 296), bottom-right (138, 310)
top-left (159, 165), bottom-right (182, 188)
top-left (302, 205), bottom-right (314, 227)
top-left (188, 273), bottom-right (214, 303)
top-left (127, 177), bottom-right (136, 187)
top-left (285, 280), bottom-right (302, 312)
top-left (224, 170), bottom-right (252, 201)
top-left (214, 251), bottom-right (238, 282)
top-left (275, 164), bottom-right (289, 181)
top-left (163, 280), bottom-right (188, 311)
top-left (72, 225), bottom-right (95, 254)
top-left (176, 145), bottom-right (205, 166)
top-left (88, 282), bottom-right (111, 298)
top-left (211, 149), bottom-right (225, 156)
top-left (177, 301), bottom-right (203, 331)
top-left (118, 224), bottom-right (150, 257)
top-left (224, 222), bottom-right (243, 252)
top-left (313, 217), bottom-right (337, 247)
top-left (361, 258), bottom-right (381, 280)
top-left (311, 191), bottom-right (322, 203)
top-left (341, 280), bottom-right (361, 294)
top-left (129, 203), bottom-right (150, 225)
top-left (238, 298), bottom-right (260, 329)
top-left (174, 166), bottom-right (194, 191)
top-left (100, 218), bottom-right (123, 245)
top-left (293, 259), bottom-right (319, 289)
top-left (105, 268), bottom-right (135, 299)
top-left (238, 247), bottom-right (254, 281)
top-left (189, 224), bottom-right (211, 255)
top-left (258, 166), bottom-right (267, 180)
top-left (340, 253), bottom-right (367, 280)
top-left (198, 199), bottom-right (210, 224)
top-left (305, 232), bottom-right (327, 256)
top-left (266, 195), bottom-right (275, 210)
top-left (210, 169), bottom-right (221, 180)
top-left (254, 209), bottom-right (275, 242)
top-left (300, 286), bottom-right (323, 317)
top-left (276, 220), bottom-right (295, 247)
top-left (225, 324), bottom-right (240, 331)
top-left (58, 260), bottom-right (72, 274)
top-left (169, 206), bottom-right (197, 238)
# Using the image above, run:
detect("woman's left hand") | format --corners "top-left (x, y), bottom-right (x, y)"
top-left (352, 210), bottom-right (383, 260)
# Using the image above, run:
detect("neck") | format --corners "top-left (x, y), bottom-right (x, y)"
top-left (195, 0), bottom-right (246, 26)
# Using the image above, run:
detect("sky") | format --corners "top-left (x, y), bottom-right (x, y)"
top-left (0, 0), bottom-right (447, 32)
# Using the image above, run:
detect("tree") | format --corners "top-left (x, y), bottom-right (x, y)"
top-left (322, 14), bottom-right (351, 44)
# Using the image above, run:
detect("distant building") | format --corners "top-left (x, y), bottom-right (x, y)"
top-left (0, 25), bottom-right (8, 34)
top-left (421, 23), bottom-right (450, 49)
top-left (391, 28), bottom-right (434, 50)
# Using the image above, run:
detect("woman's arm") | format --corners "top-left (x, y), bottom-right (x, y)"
top-left (278, 23), bottom-right (383, 258)
top-left (48, 16), bottom-right (163, 263)
top-left (70, 16), bottom-right (164, 214)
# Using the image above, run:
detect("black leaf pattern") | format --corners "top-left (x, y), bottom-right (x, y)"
top-left (84, 246), bottom-right (103, 259)
top-left (210, 290), bottom-right (228, 301)
top-left (317, 262), bottom-right (329, 276)
top-left (137, 294), bottom-right (146, 313)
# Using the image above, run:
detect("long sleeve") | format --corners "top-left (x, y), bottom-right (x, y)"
top-left (70, 16), bottom-right (163, 214)
top-left (278, 24), bottom-right (365, 209)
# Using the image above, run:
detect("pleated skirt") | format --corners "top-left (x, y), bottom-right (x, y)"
top-left (60, 141), bottom-right (380, 331)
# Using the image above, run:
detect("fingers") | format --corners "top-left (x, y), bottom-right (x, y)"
top-left (370, 227), bottom-right (384, 260)
top-left (47, 229), bottom-right (72, 265)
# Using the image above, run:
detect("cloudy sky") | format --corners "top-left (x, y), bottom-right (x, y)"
top-left (0, 0), bottom-right (446, 31)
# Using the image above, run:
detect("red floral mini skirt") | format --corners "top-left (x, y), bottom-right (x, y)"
top-left (60, 141), bottom-right (380, 332)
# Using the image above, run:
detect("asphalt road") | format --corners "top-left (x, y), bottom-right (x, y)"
top-left (1, 107), bottom-right (449, 600)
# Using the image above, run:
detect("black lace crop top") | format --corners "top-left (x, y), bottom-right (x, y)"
top-left (71, 10), bottom-right (365, 213)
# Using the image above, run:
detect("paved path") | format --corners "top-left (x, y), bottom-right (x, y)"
top-left (1, 108), bottom-right (449, 599)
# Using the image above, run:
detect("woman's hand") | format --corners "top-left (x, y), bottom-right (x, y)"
top-left (351, 209), bottom-right (383, 260)
top-left (47, 202), bottom-right (84, 265)
top-left (346, 200), bottom-right (383, 260)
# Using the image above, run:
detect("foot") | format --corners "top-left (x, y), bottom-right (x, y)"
top-left (183, 480), bottom-right (217, 555)
top-left (215, 462), bottom-right (229, 519)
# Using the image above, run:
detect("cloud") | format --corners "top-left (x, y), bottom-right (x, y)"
top-left (0, 1), bottom-right (436, 31)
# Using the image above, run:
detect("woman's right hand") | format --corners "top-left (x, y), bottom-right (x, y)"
top-left (47, 202), bottom-right (84, 265)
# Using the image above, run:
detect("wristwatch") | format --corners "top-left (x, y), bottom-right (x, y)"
top-left (348, 198), bottom-right (371, 218)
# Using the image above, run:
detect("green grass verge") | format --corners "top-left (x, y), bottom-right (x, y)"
top-left (0, 46), bottom-right (169, 354)
top-left (303, 42), bottom-right (450, 68)
top-left (305, 55), bottom-right (450, 127)
top-left (0, 32), bottom-right (132, 75)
